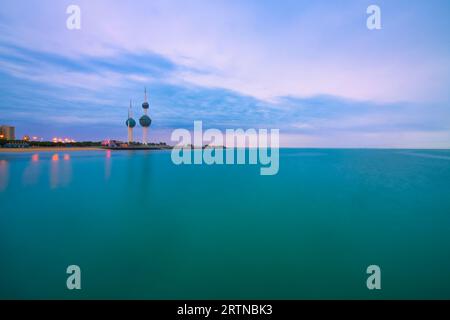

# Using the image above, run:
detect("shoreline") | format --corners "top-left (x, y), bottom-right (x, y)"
top-left (2, 147), bottom-right (449, 153)
top-left (0, 147), bottom-right (104, 153)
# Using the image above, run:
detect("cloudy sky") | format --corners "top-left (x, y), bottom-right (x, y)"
top-left (0, 0), bottom-right (449, 147)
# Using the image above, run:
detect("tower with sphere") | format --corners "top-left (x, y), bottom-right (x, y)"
top-left (125, 100), bottom-right (136, 144)
top-left (139, 88), bottom-right (152, 145)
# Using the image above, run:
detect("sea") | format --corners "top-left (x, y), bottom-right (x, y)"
top-left (0, 149), bottom-right (449, 299)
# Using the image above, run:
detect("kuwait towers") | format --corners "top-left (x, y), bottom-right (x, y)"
top-left (125, 100), bottom-right (136, 143)
top-left (139, 88), bottom-right (152, 144)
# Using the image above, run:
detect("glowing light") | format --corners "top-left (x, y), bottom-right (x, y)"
top-left (52, 137), bottom-right (76, 143)
top-left (63, 154), bottom-right (70, 161)
top-left (51, 154), bottom-right (59, 162)
top-left (31, 154), bottom-right (39, 162)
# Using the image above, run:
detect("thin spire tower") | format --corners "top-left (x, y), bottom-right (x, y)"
top-left (125, 99), bottom-right (136, 144)
top-left (139, 87), bottom-right (152, 145)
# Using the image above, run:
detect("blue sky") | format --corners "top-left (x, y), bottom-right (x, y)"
top-left (0, 0), bottom-right (449, 147)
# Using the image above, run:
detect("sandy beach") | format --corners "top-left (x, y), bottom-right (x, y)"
top-left (0, 147), bottom-right (104, 153)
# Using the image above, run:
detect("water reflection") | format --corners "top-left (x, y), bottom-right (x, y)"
top-left (61, 154), bottom-right (72, 186)
top-left (139, 152), bottom-right (151, 197)
top-left (105, 150), bottom-right (111, 180)
top-left (50, 154), bottom-right (59, 188)
top-left (22, 153), bottom-right (41, 186)
top-left (50, 153), bottom-right (72, 188)
top-left (0, 160), bottom-right (8, 192)
top-left (126, 151), bottom-right (135, 186)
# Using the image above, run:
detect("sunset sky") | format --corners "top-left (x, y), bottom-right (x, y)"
top-left (0, 0), bottom-right (449, 147)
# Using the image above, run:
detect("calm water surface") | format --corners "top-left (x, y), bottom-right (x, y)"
top-left (1, 149), bottom-right (450, 299)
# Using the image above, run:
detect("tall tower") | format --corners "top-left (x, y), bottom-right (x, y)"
top-left (125, 100), bottom-right (136, 144)
top-left (139, 88), bottom-right (152, 145)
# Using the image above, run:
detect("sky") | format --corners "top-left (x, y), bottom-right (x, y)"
top-left (0, 0), bottom-right (449, 147)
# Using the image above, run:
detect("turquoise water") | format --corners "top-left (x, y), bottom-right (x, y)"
top-left (1, 149), bottom-right (450, 299)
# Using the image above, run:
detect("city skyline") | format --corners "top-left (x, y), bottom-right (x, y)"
top-left (0, 0), bottom-right (450, 147)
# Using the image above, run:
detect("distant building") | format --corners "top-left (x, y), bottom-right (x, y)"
top-left (3, 142), bottom-right (29, 149)
top-left (102, 139), bottom-right (122, 148)
top-left (139, 88), bottom-right (152, 144)
top-left (125, 100), bottom-right (136, 144)
top-left (0, 125), bottom-right (15, 140)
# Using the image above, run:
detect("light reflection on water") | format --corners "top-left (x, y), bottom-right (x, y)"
top-left (22, 153), bottom-right (41, 186)
top-left (0, 160), bottom-right (8, 191)
top-left (50, 154), bottom-right (59, 189)
top-left (0, 151), bottom-right (117, 191)
top-left (50, 153), bottom-right (72, 189)
top-left (0, 153), bottom-right (77, 191)
top-left (105, 150), bottom-right (111, 180)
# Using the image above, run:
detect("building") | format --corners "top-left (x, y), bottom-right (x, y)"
top-left (0, 125), bottom-right (15, 140)
top-left (102, 140), bottom-right (122, 148)
top-left (125, 100), bottom-right (136, 144)
top-left (124, 88), bottom-right (153, 145)
top-left (139, 88), bottom-right (152, 144)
